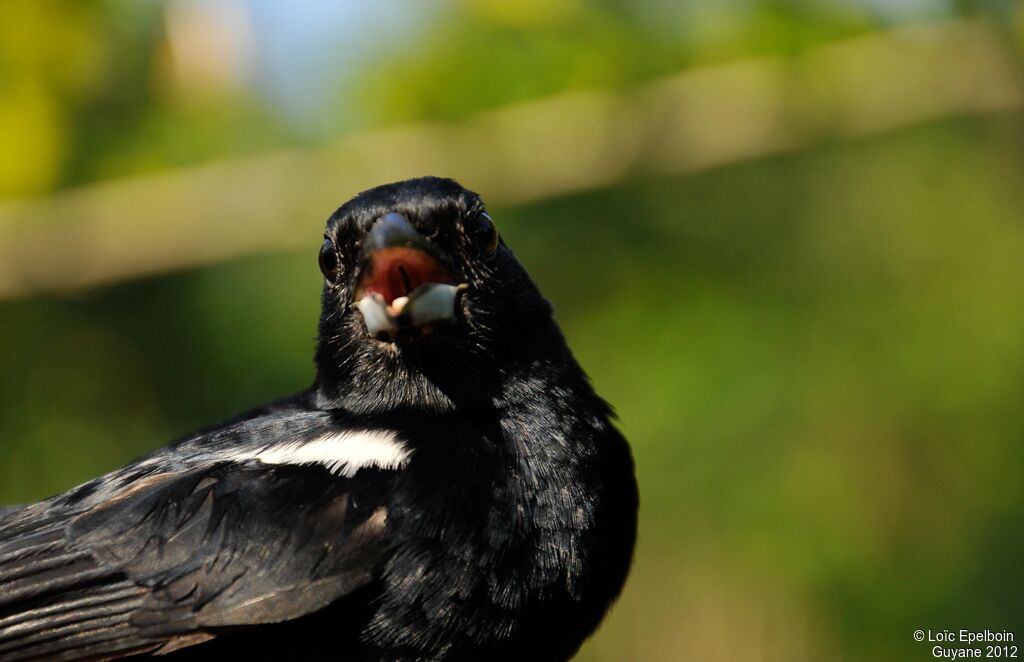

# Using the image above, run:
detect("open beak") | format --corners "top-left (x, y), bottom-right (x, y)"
top-left (354, 212), bottom-right (466, 339)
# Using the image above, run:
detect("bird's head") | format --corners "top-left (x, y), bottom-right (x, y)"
top-left (314, 177), bottom-right (570, 414)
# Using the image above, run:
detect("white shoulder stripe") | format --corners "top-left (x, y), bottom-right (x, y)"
top-left (246, 430), bottom-right (411, 477)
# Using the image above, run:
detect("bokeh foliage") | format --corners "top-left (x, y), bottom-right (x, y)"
top-left (1, 1), bottom-right (1023, 660)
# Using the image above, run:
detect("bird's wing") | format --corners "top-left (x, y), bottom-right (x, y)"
top-left (0, 458), bottom-right (393, 661)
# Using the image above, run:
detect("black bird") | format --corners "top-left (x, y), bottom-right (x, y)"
top-left (0, 177), bottom-right (638, 661)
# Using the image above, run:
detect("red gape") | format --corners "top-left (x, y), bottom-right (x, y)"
top-left (358, 247), bottom-right (453, 304)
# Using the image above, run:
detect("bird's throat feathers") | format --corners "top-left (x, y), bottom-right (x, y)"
top-left (313, 345), bottom-right (594, 417)
top-left (314, 294), bottom-right (583, 417)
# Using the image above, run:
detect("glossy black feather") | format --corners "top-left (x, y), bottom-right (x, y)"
top-left (0, 411), bottom-right (391, 660)
top-left (0, 177), bottom-right (638, 661)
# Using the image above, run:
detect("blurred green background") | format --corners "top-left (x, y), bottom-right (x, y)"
top-left (1, 1), bottom-right (1023, 660)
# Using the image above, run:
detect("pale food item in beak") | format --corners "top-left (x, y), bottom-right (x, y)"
top-left (356, 283), bottom-right (466, 337)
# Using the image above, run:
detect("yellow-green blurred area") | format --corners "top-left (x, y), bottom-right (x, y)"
top-left (2, 0), bottom-right (1023, 660)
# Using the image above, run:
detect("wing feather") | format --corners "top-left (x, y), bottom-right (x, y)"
top-left (0, 459), bottom-right (392, 661)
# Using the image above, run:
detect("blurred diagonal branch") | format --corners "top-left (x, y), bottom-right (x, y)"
top-left (0, 18), bottom-right (1020, 300)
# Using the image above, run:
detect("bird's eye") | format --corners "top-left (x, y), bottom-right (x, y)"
top-left (319, 238), bottom-right (341, 282)
top-left (473, 212), bottom-right (499, 255)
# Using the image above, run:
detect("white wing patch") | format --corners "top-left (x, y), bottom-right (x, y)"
top-left (246, 430), bottom-right (411, 477)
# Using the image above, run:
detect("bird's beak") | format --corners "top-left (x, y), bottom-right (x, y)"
top-left (354, 212), bottom-right (466, 339)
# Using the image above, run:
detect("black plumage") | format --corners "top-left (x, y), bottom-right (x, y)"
top-left (0, 177), bottom-right (638, 661)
